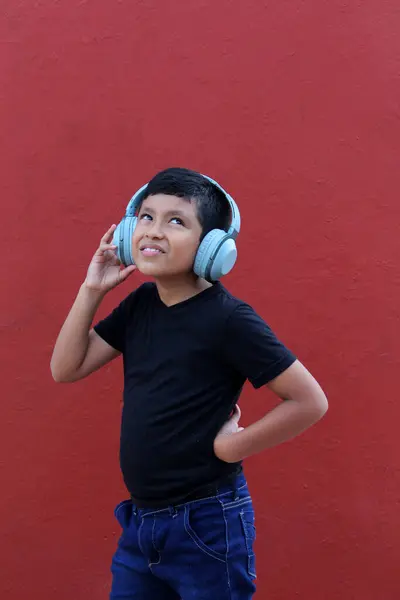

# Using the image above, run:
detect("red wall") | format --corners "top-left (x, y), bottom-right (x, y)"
top-left (1, 2), bottom-right (399, 598)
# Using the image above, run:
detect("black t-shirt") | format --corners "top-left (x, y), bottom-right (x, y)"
top-left (94, 282), bottom-right (296, 503)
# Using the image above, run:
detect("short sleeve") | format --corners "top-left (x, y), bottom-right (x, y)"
top-left (223, 304), bottom-right (297, 388)
top-left (93, 290), bottom-right (137, 353)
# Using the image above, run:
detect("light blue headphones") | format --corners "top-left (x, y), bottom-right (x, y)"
top-left (113, 174), bottom-right (241, 282)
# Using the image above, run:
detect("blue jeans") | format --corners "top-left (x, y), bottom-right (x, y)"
top-left (110, 473), bottom-right (256, 599)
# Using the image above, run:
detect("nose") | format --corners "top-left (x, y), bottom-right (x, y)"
top-left (146, 218), bottom-right (165, 239)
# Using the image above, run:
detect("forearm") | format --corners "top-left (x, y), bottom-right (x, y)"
top-left (50, 282), bottom-right (105, 380)
top-left (215, 396), bottom-right (327, 463)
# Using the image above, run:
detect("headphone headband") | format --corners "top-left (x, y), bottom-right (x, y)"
top-left (124, 175), bottom-right (240, 238)
top-left (125, 183), bottom-right (148, 217)
top-left (200, 174), bottom-right (241, 239)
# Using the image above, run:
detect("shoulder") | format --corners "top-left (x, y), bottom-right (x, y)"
top-left (207, 284), bottom-right (274, 343)
top-left (214, 284), bottom-right (247, 312)
top-left (216, 285), bottom-right (260, 324)
top-left (217, 286), bottom-right (285, 343)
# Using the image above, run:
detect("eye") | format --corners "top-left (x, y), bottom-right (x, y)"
top-left (140, 213), bottom-right (152, 221)
top-left (170, 217), bottom-right (184, 226)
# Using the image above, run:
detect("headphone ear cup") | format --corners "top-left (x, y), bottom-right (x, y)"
top-left (112, 222), bottom-right (123, 262)
top-left (194, 230), bottom-right (226, 280)
top-left (113, 216), bottom-right (137, 266)
top-left (209, 237), bottom-right (237, 281)
top-left (124, 216), bottom-right (137, 266)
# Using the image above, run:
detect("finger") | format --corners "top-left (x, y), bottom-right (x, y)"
top-left (95, 243), bottom-right (118, 257)
top-left (103, 250), bottom-right (119, 264)
top-left (100, 243), bottom-right (118, 253)
top-left (101, 224), bottom-right (117, 244)
top-left (118, 265), bottom-right (137, 282)
top-left (232, 404), bottom-right (241, 422)
top-left (238, 427), bottom-right (244, 432)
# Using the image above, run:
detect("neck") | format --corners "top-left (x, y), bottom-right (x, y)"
top-left (154, 273), bottom-right (213, 307)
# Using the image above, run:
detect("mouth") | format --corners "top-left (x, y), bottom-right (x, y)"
top-left (139, 244), bottom-right (166, 256)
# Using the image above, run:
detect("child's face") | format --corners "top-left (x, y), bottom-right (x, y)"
top-left (131, 194), bottom-right (203, 279)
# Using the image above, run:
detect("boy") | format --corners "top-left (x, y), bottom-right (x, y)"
top-left (51, 167), bottom-right (328, 600)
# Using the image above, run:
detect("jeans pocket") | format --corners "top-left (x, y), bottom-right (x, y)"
top-left (114, 499), bottom-right (132, 530)
top-left (240, 510), bottom-right (256, 579)
top-left (184, 501), bottom-right (227, 563)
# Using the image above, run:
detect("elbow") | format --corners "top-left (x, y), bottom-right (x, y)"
top-left (50, 362), bottom-right (73, 384)
top-left (51, 373), bottom-right (66, 383)
top-left (312, 392), bottom-right (328, 421)
top-left (50, 367), bottom-right (66, 383)
top-left (51, 371), bottom-right (76, 383)
top-left (50, 357), bottom-right (61, 382)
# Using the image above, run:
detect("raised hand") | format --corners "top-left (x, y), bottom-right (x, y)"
top-left (85, 225), bottom-right (136, 293)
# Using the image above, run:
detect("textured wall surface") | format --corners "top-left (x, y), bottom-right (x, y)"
top-left (1, 1), bottom-right (400, 598)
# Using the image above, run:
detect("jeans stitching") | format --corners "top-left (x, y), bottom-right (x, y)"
top-left (239, 511), bottom-right (256, 579)
top-left (137, 518), bottom-right (146, 556)
top-left (114, 499), bottom-right (131, 521)
top-left (151, 517), bottom-right (161, 553)
top-left (223, 498), bottom-right (252, 511)
top-left (148, 517), bottom-right (161, 569)
top-left (219, 497), bottom-right (232, 597)
top-left (183, 505), bottom-right (226, 564)
top-left (224, 498), bottom-right (251, 509)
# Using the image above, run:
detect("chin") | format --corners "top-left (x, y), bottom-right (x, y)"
top-left (135, 263), bottom-right (164, 277)
top-left (134, 261), bottom-right (170, 277)
top-left (137, 263), bottom-right (193, 280)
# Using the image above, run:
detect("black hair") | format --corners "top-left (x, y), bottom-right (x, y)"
top-left (142, 167), bottom-right (231, 240)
